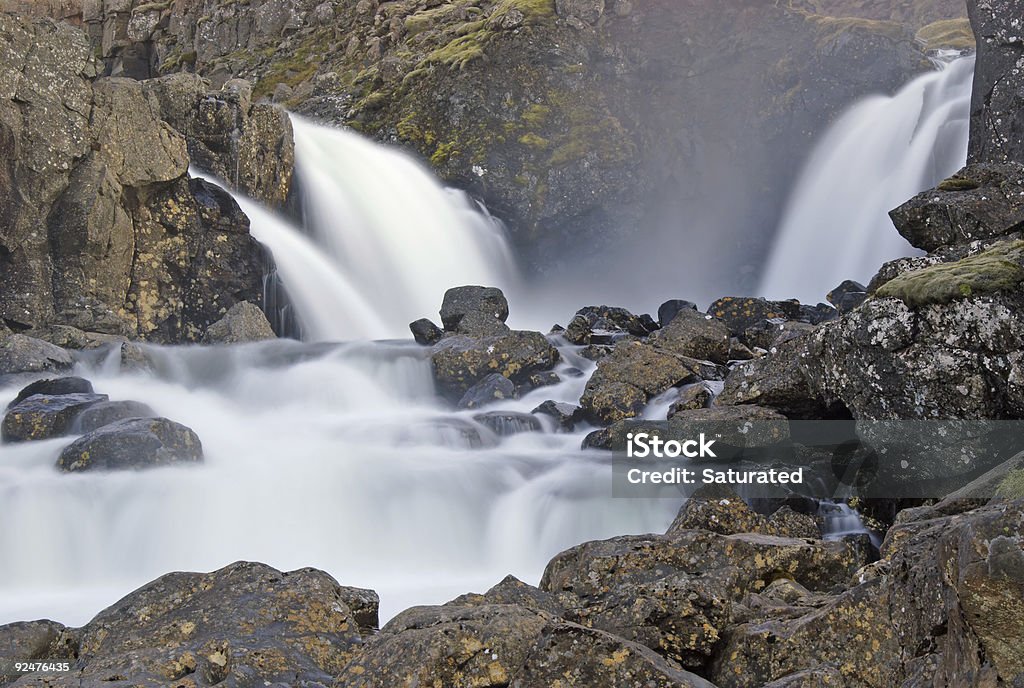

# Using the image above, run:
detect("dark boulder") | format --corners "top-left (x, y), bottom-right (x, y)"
top-left (889, 163), bottom-right (1024, 251)
top-left (201, 301), bottom-right (276, 344)
top-left (473, 410), bottom-right (543, 436)
top-left (52, 561), bottom-right (374, 686)
top-left (6, 376), bottom-right (94, 409)
top-left (968, 0), bottom-right (1024, 165)
top-left (666, 383), bottom-right (714, 417)
top-left (0, 336), bottom-right (74, 377)
top-left (668, 485), bottom-right (819, 539)
top-left (599, 405), bottom-right (790, 452)
top-left (0, 620), bottom-right (75, 684)
top-left (563, 305), bottom-right (649, 345)
top-left (409, 318), bottom-right (444, 345)
top-left (439, 286), bottom-right (510, 336)
top-left (2, 393), bottom-right (109, 442)
top-left (71, 400), bottom-right (158, 433)
top-left (707, 297), bottom-right (803, 340)
top-left (649, 309), bottom-right (732, 364)
top-left (430, 331), bottom-right (560, 402)
top-left (57, 417), bottom-right (203, 472)
top-left (532, 400), bottom-right (583, 432)
top-left (826, 280), bottom-right (869, 313)
top-left (458, 373), bottom-right (517, 410)
top-left (658, 299), bottom-right (699, 327)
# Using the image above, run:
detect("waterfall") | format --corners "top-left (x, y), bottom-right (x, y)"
top-left (759, 54), bottom-right (975, 302)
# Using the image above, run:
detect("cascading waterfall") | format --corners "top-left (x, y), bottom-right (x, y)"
top-left (759, 54), bottom-right (975, 302)
top-left (0, 122), bottom-right (676, 628)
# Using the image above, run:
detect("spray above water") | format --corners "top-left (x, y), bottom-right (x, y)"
top-left (759, 54), bottom-right (975, 302)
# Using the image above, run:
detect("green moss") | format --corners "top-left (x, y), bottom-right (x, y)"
top-left (422, 30), bottom-right (489, 70)
top-left (519, 132), bottom-right (550, 149)
top-left (937, 175), bottom-right (981, 191)
top-left (405, 5), bottom-right (453, 36)
top-left (431, 141), bottom-right (460, 166)
top-left (996, 469), bottom-right (1024, 499)
top-left (159, 50), bottom-right (197, 73)
top-left (489, 0), bottom-right (555, 26)
top-left (521, 103), bottom-right (551, 128)
top-left (876, 241), bottom-right (1024, 308)
top-left (916, 19), bottom-right (975, 51)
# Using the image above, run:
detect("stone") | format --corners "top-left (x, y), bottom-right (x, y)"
top-left (202, 301), bottom-right (276, 344)
top-left (563, 305), bottom-right (648, 345)
top-left (0, 336), bottom-right (74, 377)
top-left (0, 620), bottom-right (74, 684)
top-left (968, 0), bottom-right (1024, 165)
top-left (707, 297), bottom-right (803, 340)
top-left (6, 376), bottom-right (93, 409)
top-left (458, 373), bottom-right (516, 409)
top-left (650, 309), bottom-right (732, 363)
top-left (600, 405), bottom-right (790, 453)
top-left (71, 400), bottom-right (158, 433)
top-left (532, 400), bottom-right (583, 431)
top-left (658, 299), bottom-right (699, 327)
top-left (2, 393), bottom-right (109, 442)
top-left (409, 318), bottom-right (443, 345)
top-left (430, 331), bottom-right (559, 402)
top-left (439, 286), bottom-right (510, 334)
top-left (56, 417), bottom-right (203, 471)
top-left (666, 382), bottom-right (713, 417)
top-left (890, 163), bottom-right (1024, 251)
top-left (472, 410), bottom-right (542, 435)
top-left (668, 485), bottom-right (819, 539)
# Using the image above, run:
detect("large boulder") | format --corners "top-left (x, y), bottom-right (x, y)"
top-left (0, 336), bottom-right (74, 377)
top-left (6, 376), bottom-right (93, 408)
top-left (890, 163), bottom-right (1024, 252)
top-left (71, 399), bottom-right (157, 433)
top-left (648, 309), bottom-right (731, 364)
top-left (968, 0), bottom-right (1024, 165)
top-left (56, 417), bottom-right (203, 471)
top-left (5, 562), bottom-right (376, 687)
top-left (439, 286), bottom-right (510, 336)
top-left (0, 620), bottom-right (74, 684)
top-left (1, 393), bottom-right (109, 442)
top-left (430, 331), bottom-right (559, 402)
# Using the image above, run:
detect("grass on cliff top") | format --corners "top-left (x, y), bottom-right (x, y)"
top-left (915, 19), bottom-right (975, 51)
top-left (876, 241), bottom-right (1024, 308)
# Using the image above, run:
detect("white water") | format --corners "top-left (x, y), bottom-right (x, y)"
top-left (760, 54), bottom-right (975, 302)
top-left (0, 123), bottom-right (674, 629)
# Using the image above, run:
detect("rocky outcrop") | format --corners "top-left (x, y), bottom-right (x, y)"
top-left (0, 14), bottom-right (283, 343)
top-left (968, 0), bottom-right (1024, 165)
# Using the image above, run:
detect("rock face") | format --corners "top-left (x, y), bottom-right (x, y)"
top-left (0, 14), bottom-right (281, 343)
top-left (27, 0), bottom-right (958, 288)
top-left (56, 417), bottom-right (203, 471)
top-left (968, 0), bottom-right (1024, 166)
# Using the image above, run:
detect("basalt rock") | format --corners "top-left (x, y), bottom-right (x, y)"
top-left (666, 383), bottom-right (714, 417)
top-left (7, 562), bottom-right (377, 687)
top-left (968, 0), bottom-right (1024, 166)
top-left (0, 336), bottom-right (74, 377)
top-left (532, 400), bottom-right (583, 431)
top-left (430, 331), bottom-right (559, 403)
top-left (668, 486), bottom-right (820, 539)
top-left (409, 318), bottom-right (444, 345)
top-left (0, 620), bottom-right (75, 684)
top-left (2, 393), bottom-right (109, 442)
top-left (56, 417), bottom-right (203, 471)
top-left (201, 301), bottom-right (276, 344)
top-left (564, 305), bottom-right (649, 345)
top-left (826, 279), bottom-right (869, 312)
top-left (439, 286), bottom-right (510, 336)
top-left (459, 374), bottom-right (516, 410)
top-left (599, 405), bottom-right (791, 453)
top-left (6, 376), bottom-right (93, 409)
top-left (473, 410), bottom-right (542, 436)
top-left (889, 163), bottom-right (1024, 252)
top-left (658, 299), bottom-right (699, 327)
top-left (648, 309), bottom-right (731, 364)
top-left (71, 399), bottom-right (157, 433)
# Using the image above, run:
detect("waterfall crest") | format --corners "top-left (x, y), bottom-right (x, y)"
top-left (759, 54), bottom-right (975, 302)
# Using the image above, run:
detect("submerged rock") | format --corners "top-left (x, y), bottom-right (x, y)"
top-left (2, 393), bottom-right (109, 442)
top-left (57, 417), bottom-right (203, 472)
top-left (458, 373), bottom-right (517, 410)
top-left (201, 301), bottom-right (276, 344)
top-left (472, 411), bottom-right (542, 436)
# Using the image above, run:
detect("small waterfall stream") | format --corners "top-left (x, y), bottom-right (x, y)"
top-left (759, 54), bottom-right (975, 302)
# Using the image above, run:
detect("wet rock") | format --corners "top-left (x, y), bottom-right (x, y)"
top-left (6, 376), bottom-right (94, 409)
top-left (666, 382), bottom-right (714, 417)
top-left (409, 318), bottom-right (444, 345)
top-left (430, 331), bottom-right (559, 402)
top-left (56, 417), bottom-right (203, 471)
top-left (658, 299), bottom-right (699, 327)
top-left (827, 280), bottom-right (869, 313)
top-left (649, 309), bottom-right (731, 364)
top-left (668, 485), bottom-right (819, 539)
top-left (201, 301), bottom-right (276, 344)
top-left (533, 400), bottom-right (583, 431)
top-left (0, 336), bottom-right (74, 377)
top-left (968, 0), bottom-right (1024, 165)
top-left (439, 286), bottom-right (510, 335)
top-left (541, 527), bottom-right (863, 668)
top-left (564, 305), bottom-right (648, 345)
top-left (2, 393), bottom-right (109, 442)
top-left (43, 562), bottom-right (374, 686)
top-left (890, 163), bottom-right (1024, 251)
top-left (579, 342), bottom-right (702, 424)
top-left (473, 410), bottom-right (542, 436)
top-left (71, 400), bottom-right (158, 433)
top-left (458, 373), bottom-right (517, 410)
top-left (582, 427), bottom-right (613, 450)
top-left (526, 370), bottom-right (561, 389)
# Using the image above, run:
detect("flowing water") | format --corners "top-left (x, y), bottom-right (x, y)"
top-left (0, 121), bottom-right (675, 628)
top-left (759, 54), bottom-right (975, 303)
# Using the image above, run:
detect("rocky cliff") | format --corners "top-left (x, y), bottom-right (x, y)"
top-left (15, 0), bottom-right (968, 288)
top-left (0, 13), bottom-right (292, 343)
